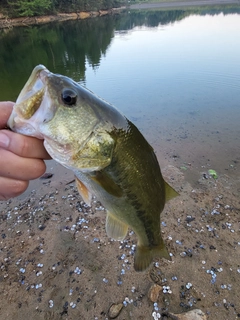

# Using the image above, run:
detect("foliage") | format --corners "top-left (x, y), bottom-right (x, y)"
top-left (3, 0), bottom-right (125, 17)
top-left (7, 0), bottom-right (52, 17)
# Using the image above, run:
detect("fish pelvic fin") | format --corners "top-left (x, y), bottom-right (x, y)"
top-left (106, 211), bottom-right (128, 241)
top-left (134, 243), bottom-right (171, 272)
top-left (75, 177), bottom-right (92, 206)
top-left (164, 181), bottom-right (179, 202)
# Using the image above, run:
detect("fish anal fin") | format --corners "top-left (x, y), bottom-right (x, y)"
top-left (75, 177), bottom-right (92, 206)
top-left (134, 243), bottom-right (171, 272)
top-left (164, 181), bottom-right (179, 202)
top-left (106, 211), bottom-right (128, 241)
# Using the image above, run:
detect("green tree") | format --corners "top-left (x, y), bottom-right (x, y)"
top-left (8, 0), bottom-right (51, 17)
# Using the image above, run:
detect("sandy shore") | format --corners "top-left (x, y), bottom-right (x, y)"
top-left (0, 164), bottom-right (240, 319)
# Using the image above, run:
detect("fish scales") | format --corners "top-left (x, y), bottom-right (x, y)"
top-left (7, 65), bottom-right (178, 271)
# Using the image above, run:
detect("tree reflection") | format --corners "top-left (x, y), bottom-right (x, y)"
top-left (0, 6), bottom-right (239, 100)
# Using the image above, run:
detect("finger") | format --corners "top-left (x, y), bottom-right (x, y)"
top-left (0, 101), bottom-right (14, 128)
top-left (0, 130), bottom-right (51, 159)
top-left (0, 177), bottom-right (29, 201)
top-left (0, 149), bottom-right (46, 180)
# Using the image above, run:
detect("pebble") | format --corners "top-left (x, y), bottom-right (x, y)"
top-left (176, 240), bottom-right (182, 245)
top-left (163, 285), bottom-right (172, 294)
top-left (153, 302), bottom-right (159, 311)
top-left (70, 301), bottom-right (76, 308)
top-left (186, 282), bottom-right (192, 289)
top-left (74, 267), bottom-right (82, 275)
top-left (180, 251), bottom-right (187, 257)
top-left (49, 300), bottom-right (54, 308)
top-left (152, 311), bottom-right (161, 319)
top-left (148, 284), bottom-right (162, 302)
top-left (37, 263), bottom-right (43, 268)
top-left (108, 303), bottom-right (123, 319)
top-left (211, 209), bottom-right (220, 215)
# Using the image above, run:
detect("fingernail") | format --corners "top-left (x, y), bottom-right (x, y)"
top-left (0, 132), bottom-right (10, 148)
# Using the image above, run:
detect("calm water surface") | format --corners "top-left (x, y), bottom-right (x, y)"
top-left (0, 7), bottom-right (240, 191)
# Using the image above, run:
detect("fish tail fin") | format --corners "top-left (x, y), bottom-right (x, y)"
top-left (134, 243), bottom-right (171, 272)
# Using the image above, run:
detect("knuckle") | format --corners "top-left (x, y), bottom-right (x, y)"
top-left (11, 180), bottom-right (29, 197)
top-left (0, 179), bottom-right (28, 200)
top-left (32, 160), bottom-right (46, 179)
top-left (19, 136), bottom-right (31, 156)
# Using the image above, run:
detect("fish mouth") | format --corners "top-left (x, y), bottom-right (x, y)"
top-left (7, 65), bottom-right (53, 137)
top-left (15, 65), bottom-right (48, 119)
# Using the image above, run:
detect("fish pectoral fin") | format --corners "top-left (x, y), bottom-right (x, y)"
top-left (134, 243), bottom-right (171, 272)
top-left (106, 211), bottom-right (128, 241)
top-left (164, 181), bottom-right (179, 202)
top-left (91, 170), bottom-right (123, 197)
top-left (75, 177), bottom-right (92, 206)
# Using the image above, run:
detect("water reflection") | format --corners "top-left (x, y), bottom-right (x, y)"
top-left (0, 17), bottom-right (116, 100)
top-left (0, 6), bottom-right (240, 101)
top-left (0, 6), bottom-right (240, 186)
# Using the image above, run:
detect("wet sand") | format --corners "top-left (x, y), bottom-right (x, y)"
top-left (0, 164), bottom-right (239, 319)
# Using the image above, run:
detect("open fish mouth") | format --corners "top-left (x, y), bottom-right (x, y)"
top-left (7, 65), bottom-right (54, 137)
top-left (14, 65), bottom-right (48, 119)
top-left (7, 65), bottom-right (75, 159)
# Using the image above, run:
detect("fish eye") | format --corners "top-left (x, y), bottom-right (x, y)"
top-left (61, 89), bottom-right (77, 106)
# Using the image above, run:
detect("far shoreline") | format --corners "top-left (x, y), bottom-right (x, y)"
top-left (0, 0), bottom-right (239, 29)
top-left (130, 0), bottom-right (240, 10)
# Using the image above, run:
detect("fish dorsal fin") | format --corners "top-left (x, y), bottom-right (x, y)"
top-left (106, 211), bottom-right (128, 241)
top-left (91, 171), bottom-right (123, 198)
top-left (75, 177), bottom-right (92, 206)
top-left (164, 181), bottom-right (179, 202)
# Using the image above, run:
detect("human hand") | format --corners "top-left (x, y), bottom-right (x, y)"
top-left (0, 101), bottom-right (50, 200)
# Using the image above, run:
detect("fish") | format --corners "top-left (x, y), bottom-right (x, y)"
top-left (8, 65), bottom-right (179, 271)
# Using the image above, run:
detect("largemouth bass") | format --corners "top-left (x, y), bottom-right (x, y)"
top-left (8, 65), bottom-right (178, 271)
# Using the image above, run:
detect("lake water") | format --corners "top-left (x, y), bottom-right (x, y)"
top-left (0, 6), bottom-right (240, 192)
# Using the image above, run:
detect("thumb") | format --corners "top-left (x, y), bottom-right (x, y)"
top-left (0, 101), bottom-right (14, 128)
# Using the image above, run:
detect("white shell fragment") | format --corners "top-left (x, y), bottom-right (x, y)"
top-left (169, 309), bottom-right (207, 320)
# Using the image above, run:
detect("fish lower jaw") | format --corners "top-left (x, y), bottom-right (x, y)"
top-left (43, 139), bottom-right (73, 167)
top-left (8, 111), bottom-right (42, 138)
